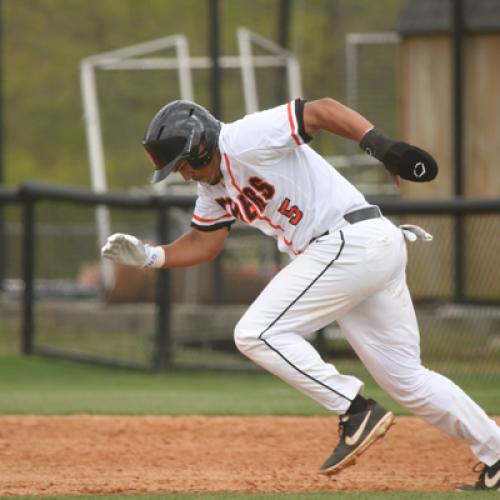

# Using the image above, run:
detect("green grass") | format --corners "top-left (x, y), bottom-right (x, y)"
top-left (1, 492), bottom-right (495, 500)
top-left (0, 354), bottom-right (498, 416)
top-left (0, 354), bottom-right (358, 415)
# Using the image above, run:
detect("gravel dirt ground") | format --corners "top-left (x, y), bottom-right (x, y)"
top-left (1, 415), bottom-right (495, 496)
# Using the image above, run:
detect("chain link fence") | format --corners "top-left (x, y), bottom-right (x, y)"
top-left (1, 186), bottom-right (498, 389)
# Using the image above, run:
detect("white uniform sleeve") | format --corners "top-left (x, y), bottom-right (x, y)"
top-left (191, 184), bottom-right (236, 232)
top-left (224, 98), bottom-right (312, 165)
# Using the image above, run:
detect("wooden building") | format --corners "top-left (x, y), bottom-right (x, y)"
top-left (395, 0), bottom-right (499, 301)
top-left (396, 0), bottom-right (500, 200)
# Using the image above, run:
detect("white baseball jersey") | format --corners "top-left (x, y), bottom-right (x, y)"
top-left (191, 99), bottom-right (368, 257)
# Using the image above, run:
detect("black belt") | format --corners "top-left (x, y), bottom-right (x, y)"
top-left (309, 206), bottom-right (382, 244)
top-left (344, 205), bottom-right (382, 224)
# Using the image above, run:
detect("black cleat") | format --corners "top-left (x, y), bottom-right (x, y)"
top-left (457, 460), bottom-right (500, 491)
top-left (320, 399), bottom-right (394, 475)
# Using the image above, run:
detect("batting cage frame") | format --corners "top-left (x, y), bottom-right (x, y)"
top-left (80, 28), bottom-right (303, 291)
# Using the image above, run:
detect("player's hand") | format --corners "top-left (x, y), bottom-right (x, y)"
top-left (382, 142), bottom-right (438, 182)
top-left (360, 129), bottom-right (438, 182)
top-left (101, 233), bottom-right (148, 267)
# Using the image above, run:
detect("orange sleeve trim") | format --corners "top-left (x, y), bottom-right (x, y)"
top-left (287, 101), bottom-right (301, 146)
top-left (192, 213), bottom-right (232, 223)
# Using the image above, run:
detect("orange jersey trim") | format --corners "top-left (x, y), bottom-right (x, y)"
top-left (287, 101), bottom-right (301, 146)
top-left (192, 213), bottom-right (233, 223)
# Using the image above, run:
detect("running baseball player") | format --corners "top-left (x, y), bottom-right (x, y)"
top-left (102, 98), bottom-right (500, 491)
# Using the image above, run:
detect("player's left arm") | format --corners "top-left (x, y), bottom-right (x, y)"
top-left (303, 98), bottom-right (438, 183)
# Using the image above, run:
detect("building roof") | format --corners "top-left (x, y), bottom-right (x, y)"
top-left (396, 0), bottom-right (500, 35)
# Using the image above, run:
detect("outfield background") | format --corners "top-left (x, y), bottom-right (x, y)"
top-left (1, 0), bottom-right (499, 498)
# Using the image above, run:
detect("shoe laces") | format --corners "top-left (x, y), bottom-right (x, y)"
top-left (338, 399), bottom-right (376, 439)
top-left (338, 415), bottom-right (351, 439)
top-left (338, 399), bottom-right (375, 438)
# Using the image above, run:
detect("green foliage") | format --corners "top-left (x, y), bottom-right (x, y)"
top-left (3, 0), bottom-right (406, 188)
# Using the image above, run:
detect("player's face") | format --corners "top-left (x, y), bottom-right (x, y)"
top-left (176, 153), bottom-right (222, 185)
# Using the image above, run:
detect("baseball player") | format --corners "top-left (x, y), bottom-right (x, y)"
top-left (102, 98), bottom-right (500, 490)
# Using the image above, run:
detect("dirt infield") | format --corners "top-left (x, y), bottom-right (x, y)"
top-left (0, 415), bottom-right (495, 496)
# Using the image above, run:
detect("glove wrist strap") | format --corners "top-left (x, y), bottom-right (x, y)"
top-left (359, 128), bottom-right (397, 162)
top-left (143, 245), bottom-right (165, 268)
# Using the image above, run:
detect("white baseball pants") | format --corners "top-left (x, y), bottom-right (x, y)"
top-left (234, 216), bottom-right (500, 466)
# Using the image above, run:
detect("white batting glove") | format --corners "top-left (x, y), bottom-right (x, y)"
top-left (399, 224), bottom-right (433, 243)
top-left (101, 233), bottom-right (165, 268)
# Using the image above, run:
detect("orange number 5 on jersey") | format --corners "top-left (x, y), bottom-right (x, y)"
top-left (278, 198), bottom-right (303, 225)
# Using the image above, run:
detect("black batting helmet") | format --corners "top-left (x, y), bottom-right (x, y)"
top-left (143, 100), bottom-right (221, 183)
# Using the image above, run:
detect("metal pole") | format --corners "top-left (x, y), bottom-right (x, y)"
top-left (345, 35), bottom-right (360, 176)
top-left (209, 0), bottom-right (221, 118)
top-left (0, 0), bottom-right (5, 291)
top-left (80, 60), bottom-right (114, 289)
top-left (452, 0), bottom-right (465, 302)
top-left (452, 0), bottom-right (465, 198)
top-left (278, 0), bottom-right (292, 48)
top-left (153, 206), bottom-right (170, 371)
top-left (209, 0), bottom-right (224, 303)
top-left (238, 28), bottom-right (259, 113)
top-left (176, 35), bottom-right (195, 101)
top-left (276, 0), bottom-right (292, 102)
top-left (315, 329), bottom-right (328, 359)
top-left (21, 195), bottom-right (35, 355)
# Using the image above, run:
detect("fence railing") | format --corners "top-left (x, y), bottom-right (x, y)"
top-left (1, 182), bottom-right (194, 371)
top-left (1, 182), bottom-right (499, 371)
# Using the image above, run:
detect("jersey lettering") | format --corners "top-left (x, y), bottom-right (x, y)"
top-left (215, 197), bottom-right (227, 211)
top-left (243, 186), bottom-right (267, 212)
top-left (238, 194), bottom-right (259, 222)
top-left (217, 178), bottom-right (303, 227)
top-left (216, 196), bottom-right (244, 222)
top-left (249, 176), bottom-right (275, 200)
top-left (278, 198), bottom-right (303, 225)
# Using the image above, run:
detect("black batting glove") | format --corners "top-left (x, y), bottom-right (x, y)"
top-left (360, 128), bottom-right (438, 182)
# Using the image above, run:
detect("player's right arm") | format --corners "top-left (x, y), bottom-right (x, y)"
top-left (101, 226), bottom-right (229, 269)
top-left (102, 180), bottom-right (234, 269)
top-left (161, 226), bottom-right (229, 267)
top-left (303, 98), bottom-right (438, 183)
top-left (303, 98), bottom-right (374, 142)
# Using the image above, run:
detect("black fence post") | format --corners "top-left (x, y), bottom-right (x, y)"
top-left (0, 0), bottom-right (5, 291)
top-left (21, 192), bottom-right (35, 355)
top-left (452, 0), bottom-right (465, 303)
top-left (0, 200), bottom-right (5, 291)
top-left (276, 0), bottom-right (292, 103)
top-left (209, 0), bottom-right (221, 119)
top-left (209, 0), bottom-right (224, 304)
top-left (153, 205), bottom-right (170, 372)
top-left (314, 329), bottom-right (328, 359)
